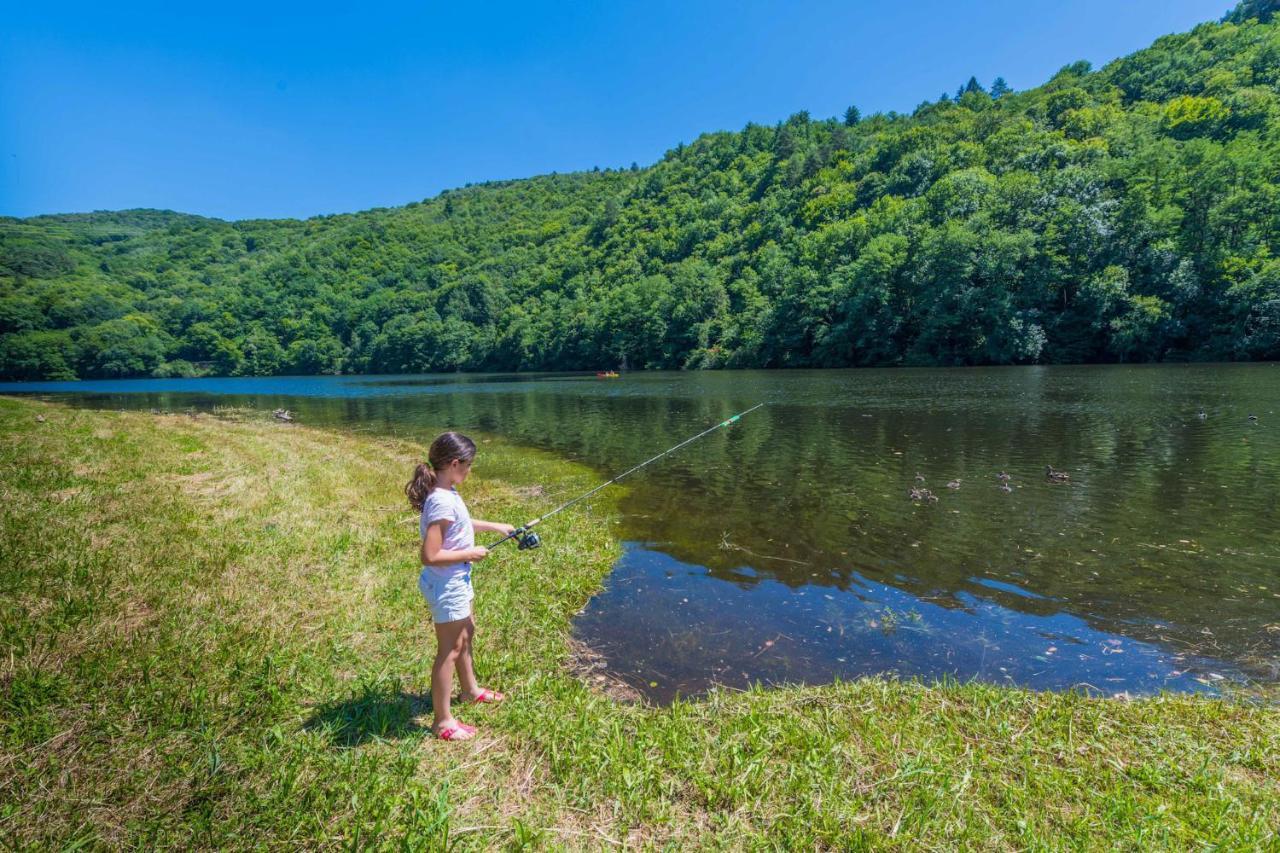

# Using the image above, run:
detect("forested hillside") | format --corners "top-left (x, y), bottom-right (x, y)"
top-left (3, 4), bottom-right (1280, 379)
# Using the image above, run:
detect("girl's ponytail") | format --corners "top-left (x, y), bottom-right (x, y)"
top-left (405, 462), bottom-right (437, 512)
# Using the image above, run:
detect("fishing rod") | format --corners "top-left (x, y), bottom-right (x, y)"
top-left (488, 402), bottom-right (765, 551)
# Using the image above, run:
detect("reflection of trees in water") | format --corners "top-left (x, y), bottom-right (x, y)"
top-left (371, 371), bottom-right (1280, 676)
top-left (33, 366), bottom-right (1280, 677)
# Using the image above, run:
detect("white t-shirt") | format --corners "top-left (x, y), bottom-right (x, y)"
top-left (420, 486), bottom-right (474, 577)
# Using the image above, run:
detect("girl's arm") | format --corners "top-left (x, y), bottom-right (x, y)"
top-left (472, 519), bottom-right (516, 535)
top-left (421, 520), bottom-right (487, 566)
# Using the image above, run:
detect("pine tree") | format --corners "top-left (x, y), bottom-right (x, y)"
top-left (843, 105), bottom-right (861, 126)
top-left (774, 123), bottom-right (798, 158)
top-left (1224, 0), bottom-right (1278, 23)
top-left (990, 77), bottom-right (1011, 98)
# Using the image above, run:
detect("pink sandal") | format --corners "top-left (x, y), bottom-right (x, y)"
top-left (462, 688), bottom-right (505, 705)
top-left (435, 721), bottom-right (476, 741)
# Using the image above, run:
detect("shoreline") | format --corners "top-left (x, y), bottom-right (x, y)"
top-left (2, 395), bottom-right (1277, 848)
top-left (2, 359), bottom-right (1279, 393)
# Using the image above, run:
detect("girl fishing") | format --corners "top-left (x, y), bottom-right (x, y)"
top-left (405, 431), bottom-right (514, 741)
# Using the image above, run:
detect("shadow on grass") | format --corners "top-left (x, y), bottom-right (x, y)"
top-left (304, 679), bottom-right (434, 747)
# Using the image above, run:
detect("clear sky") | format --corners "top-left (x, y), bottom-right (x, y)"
top-left (1, 0), bottom-right (1229, 221)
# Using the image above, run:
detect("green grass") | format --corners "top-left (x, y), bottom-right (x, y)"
top-left (1, 396), bottom-right (1277, 849)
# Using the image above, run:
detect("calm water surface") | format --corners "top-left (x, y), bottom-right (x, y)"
top-left (4, 365), bottom-right (1278, 702)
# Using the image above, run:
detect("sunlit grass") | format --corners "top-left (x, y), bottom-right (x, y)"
top-left (1, 396), bottom-right (1277, 849)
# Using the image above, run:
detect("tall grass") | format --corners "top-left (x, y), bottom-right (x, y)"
top-left (1, 396), bottom-right (1276, 849)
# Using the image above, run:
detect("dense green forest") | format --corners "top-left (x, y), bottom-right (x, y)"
top-left (3, 3), bottom-right (1280, 380)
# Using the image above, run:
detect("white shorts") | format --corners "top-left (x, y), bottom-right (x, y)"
top-left (419, 567), bottom-right (473, 624)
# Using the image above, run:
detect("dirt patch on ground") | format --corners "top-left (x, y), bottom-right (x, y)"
top-left (111, 598), bottom-right (155, 637)
top-left (564, 637), bottom-right (643, 703)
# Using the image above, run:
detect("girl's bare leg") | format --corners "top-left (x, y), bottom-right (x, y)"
top-left (454, 611), bottom-right (481, 699)
top-left (432, 617), bottom-right (471, 735)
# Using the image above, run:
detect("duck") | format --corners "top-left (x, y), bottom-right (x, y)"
top-left (908, 487), bottom-right (938, 503)
top-left (1248, 414), bottom-right (1258, 422)
top-left (997, 471), bottom-right (1012, 482)
top-left (1197, 410), bottom-right (1207, 420)
top-left (914, 472), bottom-right (926, 483)
top-left (1045, 465), bottom-right (1070, 483)
top-left (273, 408), bottom-right (294, 422)
top-left (946, 479), bottom-right (961, 490)
top-left (998, 482), bottom-right (1013, 493)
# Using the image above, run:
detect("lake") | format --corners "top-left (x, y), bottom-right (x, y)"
top-left (4, 364), bottom-right (1278, 702)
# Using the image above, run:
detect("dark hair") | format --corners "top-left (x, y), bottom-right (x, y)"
top-left (406, 431), bottom-right (477, 511)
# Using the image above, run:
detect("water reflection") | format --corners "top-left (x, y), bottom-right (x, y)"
top-left (4, 365), bottom-right (1278, 700)
top-left (576, 543), bottom-right (1225, 703)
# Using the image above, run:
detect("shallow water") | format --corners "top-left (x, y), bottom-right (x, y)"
top-left (5, 364), bottom-right (1279, 701)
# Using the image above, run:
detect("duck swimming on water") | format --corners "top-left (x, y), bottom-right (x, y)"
top-left (1045, 465), bottom-right (1070, 483)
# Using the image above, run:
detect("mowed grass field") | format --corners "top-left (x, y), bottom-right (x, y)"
top-left (1, 395), bottom-right (1277, 849)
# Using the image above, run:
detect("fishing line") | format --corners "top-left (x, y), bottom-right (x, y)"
top-left (488, 403), bottom-right (766, 550)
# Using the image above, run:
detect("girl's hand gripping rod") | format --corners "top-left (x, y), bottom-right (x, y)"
top-left (488, 403), bottom-right (765, 551)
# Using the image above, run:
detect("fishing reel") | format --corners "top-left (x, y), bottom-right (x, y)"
top-left (489, 523), bottom-right (542, 552)
top-left (514, 527), bottom-right (541, 550)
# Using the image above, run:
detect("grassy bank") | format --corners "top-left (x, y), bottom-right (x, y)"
top-left (1, 396), bottom-right (1277, 849)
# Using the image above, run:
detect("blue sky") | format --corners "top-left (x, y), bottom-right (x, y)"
top-left (2, 0), bottom-right (1227, 221)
